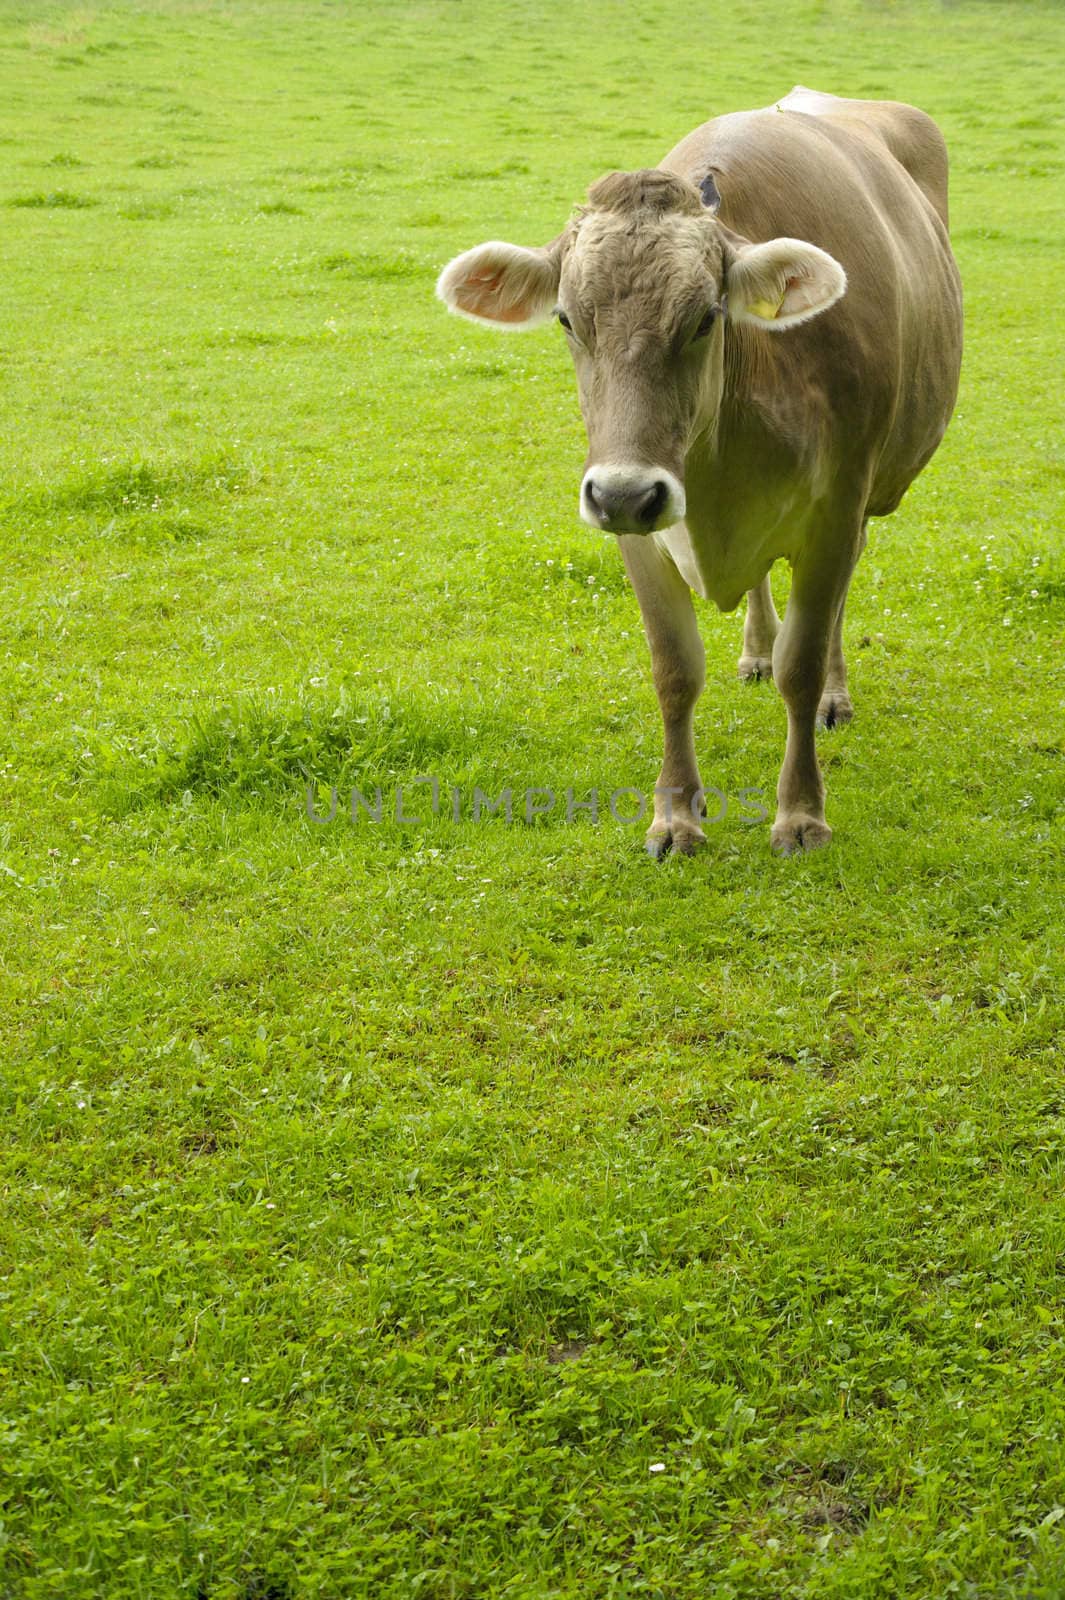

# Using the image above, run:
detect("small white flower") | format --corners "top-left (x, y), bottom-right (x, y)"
top-left (649, 1462), bottom-right (666, 1474)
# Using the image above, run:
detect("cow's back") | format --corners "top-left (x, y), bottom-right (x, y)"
top-left (660, 91), bottom-right (963, 517)
top-left (775, 86), bottom-right (951, 229)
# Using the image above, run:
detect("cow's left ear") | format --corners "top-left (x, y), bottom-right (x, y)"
top-left (436, 237), bottom-right (563, 331)
top-left (725, 237), bottom-right (846, 331)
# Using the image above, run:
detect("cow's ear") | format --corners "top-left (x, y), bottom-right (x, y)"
top-left (436, 238), bottom-right (562, 330)
top-left (725, 237), bottom-right (846, 331)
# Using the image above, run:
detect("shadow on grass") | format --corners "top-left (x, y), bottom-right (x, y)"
top-left (7, 456), bottom-right (252, 522)
top-left (320, 249), bottom-right (430, 280)
top-left (87, 686), bottom-right (538, 816)
top-left (7, 190), bottom-right (96, 208)
top-left (194, 1576), bottom-right (292, 1600)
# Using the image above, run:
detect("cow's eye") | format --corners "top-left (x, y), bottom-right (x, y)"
top-left (557, 311), bottom-right (573, 332)
top-left (693, 307), bottom-right (719, 340)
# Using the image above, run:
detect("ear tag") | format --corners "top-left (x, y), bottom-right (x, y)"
top-left (747, 290), bottom-right (786, 321)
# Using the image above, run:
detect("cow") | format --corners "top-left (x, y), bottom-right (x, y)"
top-left (436, 87), bottom-right (963, 855)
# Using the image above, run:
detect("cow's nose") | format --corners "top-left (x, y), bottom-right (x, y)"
top-left (580, 466), bottom-right (685, 533)
top-left (585, 476), bottom-right (667, 528)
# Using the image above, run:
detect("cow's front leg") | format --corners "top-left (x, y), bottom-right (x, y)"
top-left (817, 521), bottom-right (867, 729)
top-left (771, 529), bottom-right (863, 854)
top-left (618, 532), bottom-right (705, 858)
top-left (738, 572), bottom-right (780, 682)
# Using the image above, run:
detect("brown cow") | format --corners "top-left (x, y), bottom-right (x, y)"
top-left (437, 88), bottom-right (963, 855)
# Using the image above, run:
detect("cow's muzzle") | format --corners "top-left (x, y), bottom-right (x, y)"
top-left (580, 466), bottom-right (686, 534)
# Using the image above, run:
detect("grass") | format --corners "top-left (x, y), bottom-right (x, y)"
top-left (1, 0), bottom-right (1064, 1595)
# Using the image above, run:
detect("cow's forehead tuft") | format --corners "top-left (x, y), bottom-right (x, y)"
top-left (585, 168), bottom-right (704, 217)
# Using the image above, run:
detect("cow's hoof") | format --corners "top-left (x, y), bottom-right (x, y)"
top-left (738, 654), bottom-right (774, 683)
top-left (817, 690), bottom-right (854, 729)
top-left (770, 815), bottom-right (833, 855)
top-left (645, 825), bottom-right (706, 861)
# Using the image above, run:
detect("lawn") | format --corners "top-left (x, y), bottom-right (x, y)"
top-left (1, 0), bottom-right (1063, 1595)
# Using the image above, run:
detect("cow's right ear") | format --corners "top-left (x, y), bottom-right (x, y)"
top-left (436, 239), bottom-right (562, 331)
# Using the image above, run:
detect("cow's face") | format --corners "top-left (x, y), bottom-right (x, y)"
top-left (437, 170), bottom-right (845, 535)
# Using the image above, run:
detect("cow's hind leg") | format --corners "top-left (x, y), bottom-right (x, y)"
top-left (738, 573), bottom-right (780, 682)
top-left (771, 516), bottom-right (865, 854)
top-left (618, 532), bottom-right (706, 858)
top-left (817, 521), bottom-right (867, 729)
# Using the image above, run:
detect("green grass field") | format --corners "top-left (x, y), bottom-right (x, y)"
top-left (2, 1), bottom-right (1064, 1595)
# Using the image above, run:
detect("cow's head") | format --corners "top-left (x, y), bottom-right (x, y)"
top-left (437, 169), bottom-right (846, 534)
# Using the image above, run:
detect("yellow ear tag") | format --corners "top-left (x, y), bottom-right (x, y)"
top-left (747, 291), bottom-right (786, 320)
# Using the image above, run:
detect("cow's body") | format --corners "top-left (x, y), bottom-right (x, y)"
top-left (656, 88), bottom-right (961, 610)
top-left (438, 89), bottom-right (963, 854)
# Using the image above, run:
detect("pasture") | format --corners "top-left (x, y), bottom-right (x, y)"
top-left (1, 0), bottom-right (1063, 1594)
